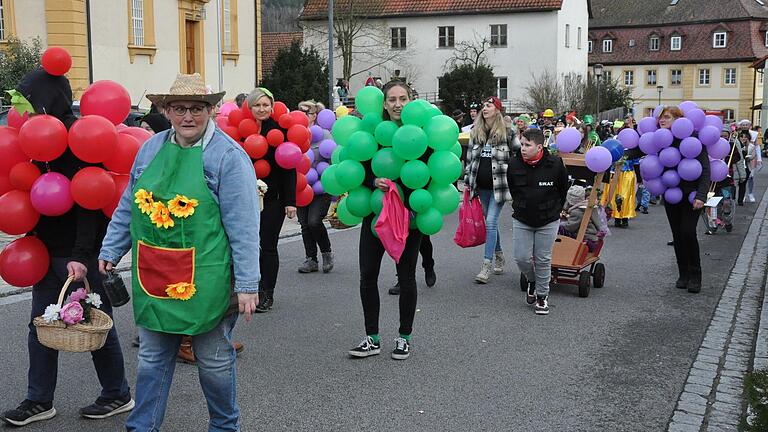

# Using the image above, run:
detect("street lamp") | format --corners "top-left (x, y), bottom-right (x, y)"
top-left (657, 85), bottom-right (664, 106)
top-left (593, 63), bottom-right (603, 121)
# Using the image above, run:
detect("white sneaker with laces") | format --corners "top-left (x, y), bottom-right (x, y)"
top-left (493, 251), bottom-right (505, 275)
top-left (475, 260), bottom-right (492, 284)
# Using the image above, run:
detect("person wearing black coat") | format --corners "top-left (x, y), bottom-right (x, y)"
top-left (507, 128), bottom-right (568, 316)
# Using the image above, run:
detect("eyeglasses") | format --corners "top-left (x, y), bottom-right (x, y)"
top-left (168, 104), bottom-right (209, 117)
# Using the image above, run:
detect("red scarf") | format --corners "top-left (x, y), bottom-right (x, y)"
top-left (523, 148), bottom-right (545, 166)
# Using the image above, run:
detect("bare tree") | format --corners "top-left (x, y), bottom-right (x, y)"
top-left (561, 72), bottom-right (586, 113)
top-left (515, 70), bottom-right (565, 113)
top-left (445, 33), bottom-right (491, 69)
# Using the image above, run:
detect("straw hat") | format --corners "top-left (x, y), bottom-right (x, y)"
top-left (146, 73), bottom-right (225, 107)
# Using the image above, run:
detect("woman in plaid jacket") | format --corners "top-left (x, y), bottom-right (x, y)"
top-left (463, 96), bottom-right (516, 283)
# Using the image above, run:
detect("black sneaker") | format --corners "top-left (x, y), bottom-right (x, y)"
top-left (526, 281), bottom-right (536, 305)
top-left (254, 295), bottom-right (273, 313)
top-left (1, 400), bottom-right (56, 426)
top-left (388, 282), bottom-right (400, 295)
top-left (534, 296), bottom-right (550, 315)
top-left (79, 396), bottom-right (135, 419)
top-left (425, 267), bottom-right (436, 287)
top-left (348, 336), bottom-right (381, 358)
top-left (675, 277), bottom-right (688, 289)
top-left (392, 337), bottom-right (410, 360)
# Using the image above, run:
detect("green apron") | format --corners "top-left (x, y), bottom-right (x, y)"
top-left (130, 141), bottom-right (232, 335)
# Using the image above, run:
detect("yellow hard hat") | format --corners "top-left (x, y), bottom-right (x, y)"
top-left (543, 109), bottom-right (555, 118)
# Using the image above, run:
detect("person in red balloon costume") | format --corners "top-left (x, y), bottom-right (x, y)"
top-left (1, 67), bottom-right (133, 427)
top-left (245, 87), bottom-right (297, 312)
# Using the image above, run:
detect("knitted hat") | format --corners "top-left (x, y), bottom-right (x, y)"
top-left (147, 73), bottom-right (225, 107)
top-left (566, 185), bottom-right (586, 206)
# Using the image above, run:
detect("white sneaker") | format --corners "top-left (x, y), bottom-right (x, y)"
top-left (493, 251), bottom-right (505, 274)
top-left (748, 194), bottom-right (756, 202)
top-left (474, 260), bottom-right (492, 284)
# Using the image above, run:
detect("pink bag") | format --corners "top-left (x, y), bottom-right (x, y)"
top-left (454, 189), bottom-right (486, 248)
top-left (374, 179), bottom-right (410, 263)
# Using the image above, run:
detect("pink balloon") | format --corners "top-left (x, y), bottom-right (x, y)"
top-left (7, 107), bottom-right (29, 130)
top-left (215, 116), bottom-right (229, 129)
top-left (219, 102), bottom-right (239, 117)
top-left (275, 142), bottom-right (303, 169)
top-left (30, 172), bottom-right (73, 216)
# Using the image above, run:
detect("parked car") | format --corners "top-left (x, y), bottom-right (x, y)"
top-left (0, 103), bottom-right (147, 127)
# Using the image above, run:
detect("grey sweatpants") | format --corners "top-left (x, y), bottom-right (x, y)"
top-left (512, 219), bottom-right (559, 297)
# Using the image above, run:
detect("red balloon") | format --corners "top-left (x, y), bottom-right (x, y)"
top-left (0, 190), bottom-right (40, 234)
top-left (289, 111), bottom-right (310, 128)
top-left (287, 125), bottom-right (311, 146)
top-left (238, 119), bottom-right (261, 138)
top-left (296, 185), bottom-right (314, 207)
top-left (297, 137), bottom-right (311, 153)
top-left (102, 174), bottom-right (129, 218)
top-left (18, 115), bottom-right (68, 162)
top-left (120, 126), bottom-right (153, 143)
top-left (243, 134), bottom-right (268, 160)
top-left (8, 107), bottom-right (29, 130)
top-left (68, 115), bottom-right (118, 163)
top-left (41, 47), bottom-right (72, 76)
top-left (0, 176), bottom-right (12, 196)
top-left (241, 101), bottom-right (254, 120)
top-left (0, 236), bottom-right (50, 287)
top-left (8, 162), bottom-right (41, 191)
top-left (278, 113), bottom-right (294, 129)
top-left (296, 154), bottom-right (311, 175)
top-left (296, 173), bottom-right (308, 191)
top-left (104, 133), bottom-right (141, 174)
top-left (115, 123), bottom-right (128, 131)
top-left (271, 101), bottom-right (289, 121)
top-left (71, 167), bottom-right (116, 210)
top-left (266, 129), bottom-right (285, 147)
top-left (254, 159), bottom-right (271, 178)
top-left (222, 126), bottom-right (241, 142)
top-left (228, 109), bottom-right (245, 127)
top-left (80, 80), bottom-right (132, 125)
top-left (0, 127), bottom-right (27, 174)
top-left (215, 116), bottom-right (229, 129)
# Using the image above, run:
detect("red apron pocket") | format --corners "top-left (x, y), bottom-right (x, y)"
top-left (137, 241), bottom-right (195, 298)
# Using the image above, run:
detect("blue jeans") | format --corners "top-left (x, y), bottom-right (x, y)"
top-left (476, 188), bottom-right (505, 261)
top-left (27, 257), bottom-right (130, 403)
top-left (512, 219), bottom-right (559, 297)
top-left (126, 314), bottom-right (239, 432)
top-left (636, 185), bottom-right (650, 209)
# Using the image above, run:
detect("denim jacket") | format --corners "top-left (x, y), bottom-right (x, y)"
top-left (99, 121), bottom-right (262, 293)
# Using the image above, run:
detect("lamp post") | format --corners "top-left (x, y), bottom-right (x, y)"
top-left (328, 0), bottom-right (335, 108)
top-left (657, 85), bottom-right (664, 106)
top-left (593, 63), bottom-right (603, 121)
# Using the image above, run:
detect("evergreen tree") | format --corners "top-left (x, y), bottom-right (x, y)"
top-left (438, 64), bottom-right (496, 112)
top-left (0, 37), bottom-right (43, 105)
top-left (261, 41), bottom-right (329, 109)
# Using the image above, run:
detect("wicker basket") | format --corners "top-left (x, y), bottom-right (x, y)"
top-left (326, 217), bottom-right (352, 230)
top-left (33, 277), bottom-right (114, 352)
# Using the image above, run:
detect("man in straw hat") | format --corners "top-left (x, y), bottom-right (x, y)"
top-left (99, 73), bottom-right (261, 431)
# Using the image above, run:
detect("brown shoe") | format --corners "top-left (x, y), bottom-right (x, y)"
top-left (233, 342), bottom-right (244, 354)
top-left (177, 336), bottom-right (196, 364)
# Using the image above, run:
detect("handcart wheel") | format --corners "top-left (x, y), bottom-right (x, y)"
top-left (520, 273), bottom-right (528, 291)
top-left (578, 271), bottom-right (591, 298)
top-left (592, 263), bottom-right (606, 288)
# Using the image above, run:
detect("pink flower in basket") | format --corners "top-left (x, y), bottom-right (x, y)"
top-left (69, 288), bottom-right (88, 302)
top-left (60, 301), bottom-right (84, 325)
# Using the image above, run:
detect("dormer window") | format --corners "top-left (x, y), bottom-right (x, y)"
top-left (649, 36), bottom-right (660, 51)
top-left (602, 39), bottom-right (613, 53)
top-left (713, 32), bottom-right (727, 48)
top-left (670, 35), bottom-right (682, 51)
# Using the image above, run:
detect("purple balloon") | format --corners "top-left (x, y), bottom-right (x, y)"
top-left (319, 139), bottom-right (337, 159)
top-left (703, 115), bottom-right (724, 131)
top-left (316, 161), bottom-right (330, 175)
top-left (671, 117), bottom-right (694, 139)
top-left (653, 105), bottom-right (664, 119)
top-left (698, 125), bottom-right (720, 146)
top-left (679, 137), bottom-right (702, 159)
top-left (645, 177), bottom-right (667, 196)
top-left (638, 116), bottom-right (658, 135)
top-left (585, 146), bottom-right (613, 173)
top-left (685, 108), bottom-right (706, 130)
top-left (639, 132), bottom-right (658, 155)
top-left (678, 101), bottom-right (698, 114)
top-left (317, 109), bottom-right (336, 130)
top-left (708, 138), bottom-right (730, 160)
top-left (30, 172), bottom-right (74, 216)
top-left (306, 167), bottom-right (319, 184)
top-left (688, 191), bottom-right (697, 204)
top-left (710, 159), bottom-right (728, 182)
top-left (617, 128), bottom-right (640, 150)
top-left (677, 158), bottom-right (702, 181)
top-left (661, 169), bottom-right (681, 187)
top-left (310, 125), bottom-right (324, 143)
top-left (659, 147), bottom-right (682, 168)
top-left (664, 187), bottom-right (683, 204)
top-left (654, 128), bottom-right (674, 151)
top-left (556, 127), bottom-right (581, 153)
top-left (312, 181), bottom-right (326, 195)
top-left (306, 149), bottom-right (316, 164)
top-left (640, 155), bottom-right (664, 179)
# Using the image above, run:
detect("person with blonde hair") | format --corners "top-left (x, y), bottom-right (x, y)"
top-left (298, 100), bottom-right (325, 127)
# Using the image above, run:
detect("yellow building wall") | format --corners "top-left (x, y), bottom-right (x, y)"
top-left (45, 0), bottom-right (89, 97)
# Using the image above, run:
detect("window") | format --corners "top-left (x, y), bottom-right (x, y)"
top-left (223, 0), bottom-right (231, 51)
top-left (391, 27), bottom-right (406, 49)
top-left (496, 77), bottom-right (508, 100)
top-left (438, 26), bottom-right (454, 48)
top-left (647, 70), bottom-right (657, 85)
top-left (588, 40), bottom-right (593, 53)
top-left (713, 32), bottom-right (727, 48)
top-left (670, 69), bottom-right (682, 86)
top-left (604, 70), bottom-right (612, 82)
top-left (565, 24), bottom-right (570, 47)
top-left (724, 109), bottom-right (734, 122)
top-left (765, 31), bottom-right (768, 47)
top-left (724, 68), bottom-right (736, 85)
top-left (577, 27), bottom-right (582, 49)
top-left (698, 68), bottom-right (710, 86)
top-left (649, 36), bottom-right (659, 51)
top-left (671, 35), bottom-right (681, 50)
top-left (131, 0), bottom-right (144, 46)
top-left (602, 39), bottom-right (613, 52)
top-left (624, 70), bottom-right (634, 86)
top-left (490, 24), bottom-right (507, 46)
top-left (127, 0), bottom-right (156, 62)
top-left (646, 108), bottom-right (655, 117)
top-left (629, 39), bottom-right (636, 47)
top-left (0, 0), bottom-right (5, 41)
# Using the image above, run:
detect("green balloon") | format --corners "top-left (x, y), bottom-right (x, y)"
top-left (408, 189), bottom-right (433, 213)
top-left (425, 115), bottom-right (460, 151)
top-left (400, 159), bottom-right (430, 190)
top-left (371, 148), bottom-right (404, 180)
top-left (332, 115), bottom-right (362, 146)
top-left (416, 207), bottom-right (443, 235)
top-left (320, 165), bottom-right (346, 196)
top-left (336, 159), bottom-right (366, 191)
top-left (361, 112), bottom-right (383, 135)
top-left (401, 100), bottom-right (432, 128)
top-left (370, 214), bottom-right (379, 238)
top-left (428, 151), bottom-right (462, 185)
top-left (374, 121), bottom-right (399, 147)
top-left (337, 198), bottom-right (362, 226)
top-left (427, 105), bottom-right (442, 119)
top-left (346, 186), bottom-right (373, 218)
top-left (355, 86), bottom-right (385, 116)
top-left (346, 131), bottom-right (378, 161)
top-left (370, 189), bottom-right (384, 214)
top-left (392, 124), bottom-right (428, 160)
top-left (450, 141), bottom-right (463, 158)
top-left (331, 146), bottom-right (343, 164)
top-left (428, 183), bottom-right (460, 214)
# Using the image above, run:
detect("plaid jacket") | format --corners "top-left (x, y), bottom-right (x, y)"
top-left (464, 130), bottom-right (514, 203)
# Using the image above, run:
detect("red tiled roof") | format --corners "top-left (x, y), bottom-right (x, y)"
top-left (590, 0), bottom-right (768, 28)
top-left (300, 0), bottom-right (563, 20)
top-left (261, 32), bottom-right (303, 75)
top-left (588, 21), bottom-right (768, 66)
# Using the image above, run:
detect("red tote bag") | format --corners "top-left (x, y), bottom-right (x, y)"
top-left (374, 179), bottom-right (410, 263)
top-left (454, 188), bottom-right (486, 248)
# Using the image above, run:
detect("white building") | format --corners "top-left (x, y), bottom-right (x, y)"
top-left (300, 0), bottom-right (590, 111)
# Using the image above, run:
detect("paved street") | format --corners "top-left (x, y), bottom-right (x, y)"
top-left (1, 177), bottom-right (766, 431)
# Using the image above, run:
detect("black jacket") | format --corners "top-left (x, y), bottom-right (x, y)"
top-left (507, 150), bottom-right (569, 227)
top-left (259, 117), bottom-right (296, 206)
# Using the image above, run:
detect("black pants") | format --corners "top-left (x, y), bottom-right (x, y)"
top-left (260, 198), bottom-right (286, 295)
top-left (737, 180), bottom-right (748, 204)
top-left (297, 194), bottom-right (332, 259)
top-left (419, 235), bottom-right (434, 269)
top-left (664, 201), bottom-right (703, 281)
top-left (359, 214), bottom-right (423, 336)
